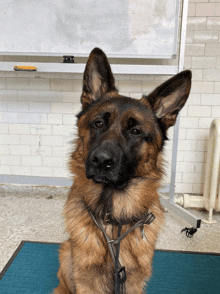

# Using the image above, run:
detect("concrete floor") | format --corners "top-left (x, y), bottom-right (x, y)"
top-left (1, 185), bottom-right (220, 273)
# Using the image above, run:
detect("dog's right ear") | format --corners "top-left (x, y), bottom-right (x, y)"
top-left (81, 48), bottom-right (118, 109)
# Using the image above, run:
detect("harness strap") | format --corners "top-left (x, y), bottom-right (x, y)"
top-left (88, 209), bottom-right (155, 294)
top-left (89, 210), bottom-right (126, 293)
top-left (115, 223), bottom-right (122, 294)
top-left (89, 210), bottom-right (116, 262)
top-left (107, 212), bottom-right (155, 245)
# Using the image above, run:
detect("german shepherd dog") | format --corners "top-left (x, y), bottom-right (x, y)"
top-left (54, 48), bottom-right (191, 294)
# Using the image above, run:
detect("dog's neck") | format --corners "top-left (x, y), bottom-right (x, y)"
top-left (81, 177), bottom-right (160, 226)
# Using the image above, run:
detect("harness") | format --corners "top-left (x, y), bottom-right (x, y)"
top-left (88, 209), bottom-right (155, 294)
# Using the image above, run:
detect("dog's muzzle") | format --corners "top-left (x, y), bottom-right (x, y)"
top-left (86, 144), bottom-right (123, 186)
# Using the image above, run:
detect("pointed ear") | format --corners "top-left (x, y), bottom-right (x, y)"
top-left (141, 70), bottom-right (192, 132)
top-left (81, 47), bottom-right (118, 109)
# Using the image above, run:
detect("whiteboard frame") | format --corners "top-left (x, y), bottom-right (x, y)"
top-left (0, 62), bottom-right (179, 75)
top-left (0, 0), bottom-right (180, 59)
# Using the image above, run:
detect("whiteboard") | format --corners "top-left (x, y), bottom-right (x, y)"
top-left (0, 0), bottom-right (180, 58)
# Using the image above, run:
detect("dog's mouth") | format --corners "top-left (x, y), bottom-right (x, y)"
top-left (88, 174), bottom-right (110, 185)
top-left (86, 171), bottom-right (129, 190)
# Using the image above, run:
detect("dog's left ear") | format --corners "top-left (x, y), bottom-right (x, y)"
top-left (81, 48), bottom-right (118, 109)
top-left (141, 70), bottom-right (191, 132)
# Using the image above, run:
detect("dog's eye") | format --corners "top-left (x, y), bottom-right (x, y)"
top-left (130, 128), bottom-right (141, 135)
top-left (95, 120), bottom-right (104, 128)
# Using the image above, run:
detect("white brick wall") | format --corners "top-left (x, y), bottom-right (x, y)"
top-left (1, 2), bottom-right (220, 194)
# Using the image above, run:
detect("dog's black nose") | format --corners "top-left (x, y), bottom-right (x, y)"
top-left (91, 151), bottom-right (115, 170)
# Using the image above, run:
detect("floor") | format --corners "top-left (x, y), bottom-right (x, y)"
top-left (1, 185), bottom-right (220, 273)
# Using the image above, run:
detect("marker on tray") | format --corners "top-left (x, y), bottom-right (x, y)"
top-left (14, 66), bottom-right (37, 71)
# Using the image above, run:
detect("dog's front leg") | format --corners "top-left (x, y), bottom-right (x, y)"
top-left (54, 240), bottom-right (114, 294)
top-left (72, 265), bottom-right (114, 294)
top-left (54, 240), bottom-right (76, 294)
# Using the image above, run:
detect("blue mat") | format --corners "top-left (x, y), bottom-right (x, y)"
top-left (0, 241), bottom-right (220, 294)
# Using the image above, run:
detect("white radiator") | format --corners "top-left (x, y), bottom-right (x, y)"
top-left (175, 119), bottom-right (220, 224)
top-left (203, 119), bottom-right (220, 224)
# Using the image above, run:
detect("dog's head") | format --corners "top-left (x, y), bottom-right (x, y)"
top-left (76, 48), bottom-right (191, 190)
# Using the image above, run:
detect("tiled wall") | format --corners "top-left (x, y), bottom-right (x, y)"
top-left (175, 1), bottom-right (220, 194)
top-left (0, 0), bottom-right (220, 194)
